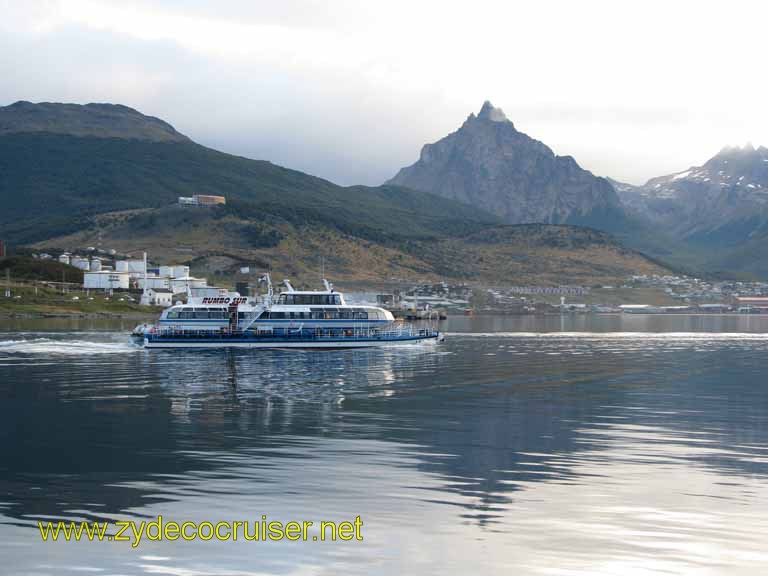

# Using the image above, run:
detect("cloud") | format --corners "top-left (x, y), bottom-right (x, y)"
top-left (1, 0), bottom-right (767, 185)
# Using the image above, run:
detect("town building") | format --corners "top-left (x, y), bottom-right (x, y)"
top-left (146, 288), bottom-right (174, 307)
top-left (178, 195), bottom-right (226, 207)
top-left (137, 276), bottom-right (172, 290)
top-left (733, 296), bottom-right (768, 313)
top-left (83, 271), bottom-right (131, 290)
top-left (190, 286), bottom-right (230, 298)
top-left (170, 276), bottom-right (208, 294)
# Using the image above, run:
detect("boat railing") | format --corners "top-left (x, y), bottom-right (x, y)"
top-left (146, 323), bottom-right (437, 341)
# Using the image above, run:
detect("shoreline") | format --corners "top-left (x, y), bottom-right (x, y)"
top-left (0, 311), bottom-right (157, 320)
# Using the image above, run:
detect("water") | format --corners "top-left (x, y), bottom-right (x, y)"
top-left (2, 315), bottom-right (768, 575)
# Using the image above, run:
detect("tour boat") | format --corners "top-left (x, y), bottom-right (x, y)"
top-left (132, 275), bottom-right (442, 349)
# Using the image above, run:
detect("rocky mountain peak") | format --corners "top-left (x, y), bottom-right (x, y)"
top-left (387, 102), bottom-right (623, 229)
top-left (477, 100), bottom-right (509, 123)
top-left (711, 143), bottom-right (765, 162)
top-left (616, 143), bottom-right (768, 246)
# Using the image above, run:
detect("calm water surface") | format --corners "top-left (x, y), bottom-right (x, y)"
top-left (1, 315), bottom-right (768, 575)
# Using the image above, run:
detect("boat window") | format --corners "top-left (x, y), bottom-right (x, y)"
top-left (277, 293), bottom-right (343, 305)
top-left (166, 309), bottom-right (179, 319)
top-left (179, 310), bottom-right (195, 319)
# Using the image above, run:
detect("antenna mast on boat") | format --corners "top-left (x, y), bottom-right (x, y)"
top-left (139, 251), bottom-right (150, 306)
top-left (260, 273), bottom-right (274, 307)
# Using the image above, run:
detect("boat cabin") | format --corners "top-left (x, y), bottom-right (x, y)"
top-left (276, 291), bottom-right (344, 306)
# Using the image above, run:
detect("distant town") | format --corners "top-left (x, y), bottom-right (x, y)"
top-left (3, 238), bottom-right (768, 317)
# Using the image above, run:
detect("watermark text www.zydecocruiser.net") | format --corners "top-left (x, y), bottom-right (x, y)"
top-left (38, 516), bottom-right (364, 547)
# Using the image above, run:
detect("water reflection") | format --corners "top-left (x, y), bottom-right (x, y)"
top-left (1, 317), bottom-right (768, 574)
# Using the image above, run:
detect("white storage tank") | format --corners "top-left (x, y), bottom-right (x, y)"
top-left (116, 260), bottom-right (146, 275)
top-left (159, 265), bottom-right (190, 278)
top-left (90, 257), bottom-right (102, 272)
top-left (84, 271), bottom-right (130, 290)
top-left (137, 276), bottom-right (171, 290)
top-left (58, 253), bottom-right (71, 265)
top-left (190, 287), bottom-right (230, 298)
top-left (71, 256), bottom-right (90, 271)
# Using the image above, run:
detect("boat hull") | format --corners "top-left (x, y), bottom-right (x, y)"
top-left (141, 331), bottom-right (442, 349)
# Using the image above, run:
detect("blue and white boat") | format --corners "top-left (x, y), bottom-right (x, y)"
top-left (133, 275), bottom-right (442, 349)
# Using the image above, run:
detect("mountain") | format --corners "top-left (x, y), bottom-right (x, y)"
top-left (0, 100), bottom-right (669, 285)
top-left (618, 145), bottom-right (768, 237)
top-left (613, 145), bottom-right (768, 278)
top-left (0, 101), bottom-right (498, 246)
top-left (0, 100), bottom-right (189, 142)
top-left (388, 101), bottom-right (626, 231)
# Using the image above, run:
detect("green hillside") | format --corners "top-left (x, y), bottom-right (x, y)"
top-left (0, 133), bottom-right (497, 245)
top-left (0, 101), bottom-right (671, 285)
top-left (0, 256), bottom-right (84, 283)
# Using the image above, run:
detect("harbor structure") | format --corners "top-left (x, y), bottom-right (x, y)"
top-left (733, 296), bottom-right (768, 313)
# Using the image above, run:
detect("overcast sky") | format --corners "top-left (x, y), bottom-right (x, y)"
top-left (1, 0), bottom-right (766, 186)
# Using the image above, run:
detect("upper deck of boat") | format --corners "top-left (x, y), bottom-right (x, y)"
top-left (276, 292), bottom-right (346, 306)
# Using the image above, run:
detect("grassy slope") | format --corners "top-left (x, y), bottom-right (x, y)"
top-left (0, 132), bottom-right (670, 286)
top-left (35, 213), bottom-right (670, 286)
